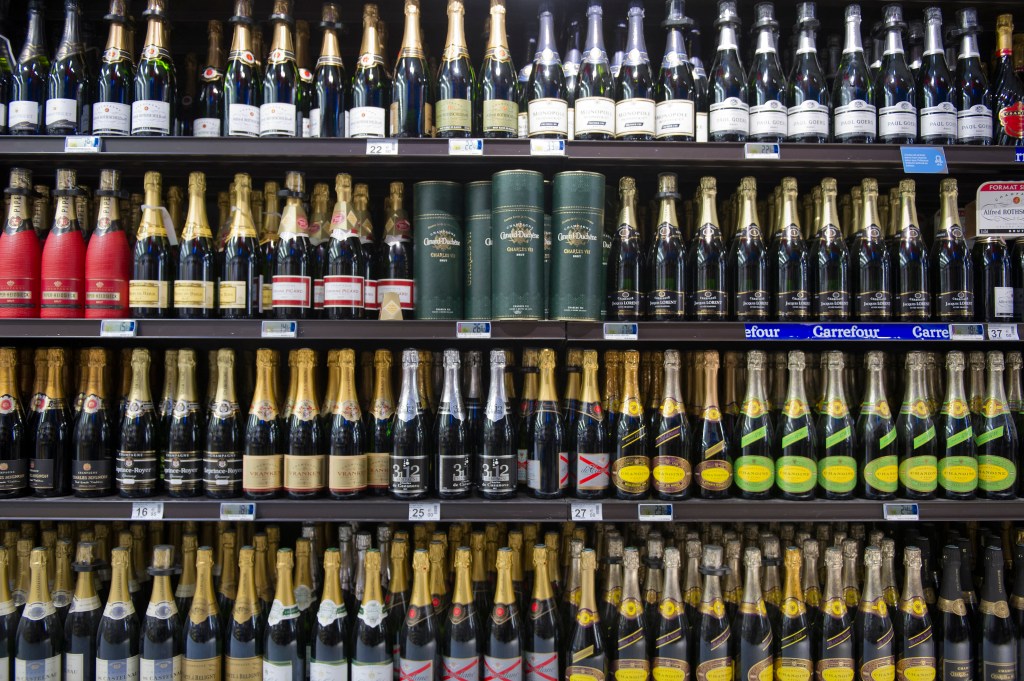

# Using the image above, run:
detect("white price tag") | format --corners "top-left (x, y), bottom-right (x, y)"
top-left (261, 320), bottom-right (298, 338)
top-left (949, 324), bottom-right (985, 341)
top-left (743, 142), bottom-right (780, 160)
top-left (449, 138), bottom-right (483, 155)
top-left (100, 319), bottom-right (138, 337)
top-left (408, 503), bottom-right (441, 522)
top-left (638, 503), bottom-right (673, 522)
top-left (882, 503), bottom-right (920, 522)
top-left (456, 321), bottom-right (492, 339)
top-left (988, 324), bottom-right (1020, 341)
top-left (570, 503), bottom-right (603, 522)
top-left (603, 322), bottom-right (639, 341)
top-left (366, 139), bottom-right (398, 156)
top-left (64, 136), bottom-right (102, 153)
top-left (220, 502), bottom-right (256, 521)
top-left (130, 502), bottom-right (164, 521)
top-left (530, 139), bottom-right (566, 156)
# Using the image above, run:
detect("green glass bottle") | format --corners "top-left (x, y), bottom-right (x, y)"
top-left (976, 351), bottom-right (1020, 500)
top-left (526, 3), bottom-right (569, 139)
top-left (776, 350), bottom-right (818, 501)
top-left (734, 351), bottom-right (774, 500)
top-left (896, 352), bottom-right (938, 500)
top-left (436, 0), bottom-right (476, 138)
top-left (132, 0), bottom-right (175, 136)
top-left (391, 0), bottom-right (433, 138)
top-left (696, 352), bottom-right (732, 499)
top-left (479, 0), bottom-right (518, 139)
top-left (260, 0), bottom-right (301, 138)
top-left (223, 0), bottom-right (262, 138)
top-left (938, 351), bottom-right (978, 500)
top-left (858, 351), bottom-right (898, 500)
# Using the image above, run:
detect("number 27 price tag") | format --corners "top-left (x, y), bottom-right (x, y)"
top-left (570, 503), bottom-right (602, 521)
top-left (409, 503), bottom-right (441, 521)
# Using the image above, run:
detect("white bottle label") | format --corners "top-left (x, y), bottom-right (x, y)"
top-left (695, 112), bottom-right (709, 142)
top-left (994, 287), bottom-right (1015, 318)
top-left (193, 117), bottom-right (221, 137)
top-left (834, 100), bottom-right (876, 137)
top-left (92, 102), bottom-right (131, 135)
top-left (615, 98), bottom-right (656, 138)
top-left (302, 116), bottom-right (312, 138)
top-left (442, 658), bottom-right (480, 681)
top-left (878, 102), bottom-right (917, 140)
top-left (483, 657), bottom-right (523, 681)
top-left (573, 97), bottom-right (615, 137)
top-left (0, 103), bottom-right (7, 130)
top-left (131, 100), bottom-right (171, 135)
top-left (260, 102), bottom-right (298, 137)
top-left (228, 103), bottom-right (260, 137)
top-left (8, 101), bottom-right (40, 129)
top-left (272, 276), bottom-right (312, 308)
top-left (787, 100), bottom-right (830, 138)
top-left (655, 99), bottom-right (695, 138)
top-left (518, 112), bottom-right (529, 138)
top-left (749, 100), bottom-right (788, 137)
top-left (45, 98), bottom-right (78, 127)
top-left (264, 660), bottom-right (296, 681)
top-left (96, 656), bottom-right (140, 681)
top-left (708, 97), bottom-right (749, 136)
top-left (399, 660), bottom-right (434, 681)
top-left (65, 654), bottom-right (85, 681)
top-left (351, 661), bottom-right (393, 681)
top-left (527, 98), bottom-right (569, 137)
top-left (310, 108), bottom-right (322, 137)
top-left (350, 106), bottom-right (387, 138)
top-left (325, 276), bottom-right (365, 308)
top-left (919, 102), bottom-right (956, 139)
top-left (524, 653), bottom-right (559, 681)
top-left (311, 660), bottom-right (349, 681)
top-left (15, 655), bottom-right (61, 681)
top-left (140, 656), bottom-right (180, 681)
top-left (957, 105), bottom-right (993, 141)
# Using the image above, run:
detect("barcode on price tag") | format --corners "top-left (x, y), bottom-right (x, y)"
top-left (530, 139), bottom-right (566, 156)
top-left (220, 503), bottom-right (256, 521)
top-left (366, 139), bottom-right (398, 156)
top-left (570, 503), bottom-right (602, 521)
top-left (409, 503), bottom-right (441, 521)
top-left (988, 324), bottom-right (1020, 341)
top-left (131, 502), bottom-right (164, 520)
top-left (449, 139), bottom-right (483, 155)
top-left (100, 319), bottom-right (138, 337)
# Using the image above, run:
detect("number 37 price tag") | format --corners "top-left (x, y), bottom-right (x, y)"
top-left (409, 503), bottom-right (441, 522)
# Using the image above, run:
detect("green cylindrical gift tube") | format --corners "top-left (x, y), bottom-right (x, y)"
top-left (463, 181), bottom-right (492, 321)
top-left (491, 170), bottom-right (545, 320)
top-left (550, 171), bottom-right (606, 321)
top-left (413, 181), bottom-right (464, 320)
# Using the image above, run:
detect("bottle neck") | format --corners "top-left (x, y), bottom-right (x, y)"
top-left (214, 361), bottom-right (237, 406)
top-left (537, 364), bottom-right (558, 403)
top-left (923, 20), bottom-right (943, 57)
top-left (823, 563), bottom-right (843, 602)
top-left (842, 16), bottom-right (863, 54)
top-left (664, 27), bottom-right (687, 61)
top-left (398, 364), bottom-right (419, 413)
top-left (452, 558), bottom-right (472, 605)
top-left (698, 190), bottom-right (720, 231)
top-left (57, 6), bottom-right (82, 58)
top-left (883, 26), bottom-right (904, 56)
top-left (128, 359), bottom-right (152, 405)
top-left (143, 17), bottom-right (165, 50)
top-left (619, 189), bottom-right (638, 233)
top-left (987, 366), bottom-right (1009, 407)
top-left (21, 9), bottom-right (46, 61)
top-left (109, 557), bottom-right (131, 607)
top-left (206, 30), bottom-right (224, 70)
top-left (657, 196), bottom-right (679, 238)
top-left (230, 20), bottom-right (253, 54)
top-left (269, 20), bottom-right (294, 57)
top-left (825, 366), bottom-right (847, 405)
top-left (937, 189), bottom-right (960, 237)
top-left (861, 564), bottom-right (882, 603)
top-left (536, 13), bottom-right (559, 62)
top-left (485, 362), bottom-right (508, 417)
top-left (443, 6), bottom-right (468, 61)
top-left (359, 18), bottom-right (381, 60)
top-left (744, 365), bottom-right (769, 404)
top-left (702, 572), bottom-right (723, 603)
top-left (755, 27), bottom-right (776, 55)
top-left (796, 27), bottom-right (817, 55)
top-left (274, 561), bottom-right (295, 605)
top-left (784, 561), bottom-right (802, 601)
top-left (625, 11), bottom-right (647, 59)
top-left (981, 560), bottom-right (1006, 602)
top-left (182, 185), bottom-right (211, 241)
top-left (439, 363), bottom-right (464, 418)
top-left (583, 9), bottom-right (607, 57)
top-left (939, 561), bottom-right (961, 601)
top-left (959, 32), bottom-right (980, 60)
top-left (579, 563), bottom-right (597, 612)
top-left (901, 561), bottom-right (924, 602)
top-left (899, 192), bottom-right (919, 237)
top-left (861, 192), bottom-right (882, 234)
top-left (410, 562), bottom-right (431, 607)
top-left (780, 192), bottom-right (800, 239)
top-left (621, 561), bottom-right (641, 601)
top-left (532, 557), bottom-right (553, 601)
top-left (27, 559), bottom-right (50, 605)
top-left (717, 24), bottom-right (739, 53)
top-left (487, 6), bottom-right (509, 54)
top-left (400, 5), bottom-right (424, 58)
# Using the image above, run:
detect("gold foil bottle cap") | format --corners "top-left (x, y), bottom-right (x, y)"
top-left (580, 549), bottom-right (596, 571)
top-left (321, 3), bottom-right (341, 24)
top-left (56, 169), bottom-right (77, 191)
top-left (863, 546), bottom-right (881, 568)
top-left (786, 350), bottom-right (805, 371)
top-left (658, 173), bottom-right (678, 195)
top-left (284, 172), bottom-right (305, 196)
top-left (538, 348), bottom-right (556, 371)
top-left (218, 348), bottom-right (235, 369)
top-left (270, 0), bottom-right (293, 21)
top-left (899, 179), bottom-right (916, 196)
top-left (619, 176), bottom-right (636, 194)
top-left (454, 546), bottom-right (471, 570)
top-left (324, 548), bottom-right (341, 570)
top-left (996, 14), bottom-right (1013, 32)
top-left (739, 177), bottom-right (757, 194)
top-left (188, 172), bottom-right (206, 194)
top-left (152, 545), bottom-right (174, 571)
top-left (940, 178), bottom-right (957, 195)
top-left (276, 548), bottom-right (294, 571)
top-left (8, 168), bottom-right (32, 190)
top-left (826, 351), bottom-right (844, 371)
top-left (144, 172), bottom-right (162, 194)
top-left (842, 539), bottom-right (858, 560)
top-left (860, 178), bottom-right (878, 196)
top-left (231, 0), bottom-right (253, 19)
top-left (496, 547), bottom-right (512, 570)
top-left (106, 0), bottom-right (128, 19)
top-left (702, 545), bottom-right (723, 569)
top-left (824, 546), bottom-right (842, 569)
top-left (663, 547), bottom-right (681, 570)
top-left (781, 177), bottom-right (797, 194)
top-left (784, 547), bottom-right (801, 570)
top-left (988, 351), bottom-right (1005, 370)
top-left (946, 350), bottom-right (965, 371)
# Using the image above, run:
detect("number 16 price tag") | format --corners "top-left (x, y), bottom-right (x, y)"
top-left (131, 502), bottom-right (164, 520)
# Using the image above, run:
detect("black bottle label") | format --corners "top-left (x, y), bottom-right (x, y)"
top-left (116, 449), bottom-right (158, 489)
top-left (479, 454), bottom-right (516, 493)
top-left (735, 290), bottom-right (770, 317)
top-left (649, 290), bottom-right (684, 317)
top-left (897, 290), bottom-right (930, 316)
top-left (438, 452), bottom-right (471, 493)
top-left (390, 454), bottom-right (428, 493)
top-left (0, 458), bottom-right (27, 491)
top-left (165, 450), bottom-right (202, 490)
top-left (817, 291), bottom-right (850, 317)
top-left (777, 290), bottom-right (811, 316)
top-left (72, 459), bottom-right (111, 492)
top-left (693, 290), bottom-right (727, 317)
top-left (203, 450), bottom-right (242, 489)
top-left (610, 289), bottom-right (642, 318)
top-left (28, 458), bottom-right (55, 490)
top-left (937, 291), bottom-right (973, 318)
top-left (856, 290), bottom-right (892, 317)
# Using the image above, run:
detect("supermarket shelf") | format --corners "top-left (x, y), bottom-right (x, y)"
top-left (1, 496), bottom-right (1021, 523)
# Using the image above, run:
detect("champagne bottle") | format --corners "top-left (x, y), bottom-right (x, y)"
top-left (771, 178), bottom-right (811, 320)
top-left (892, 180), bottom-right (930, 320)
top-left (896, 547), bottom-right (936, 678)
top-left (310, 3), bottom-right (345, 138)
top-left (811, 178), bottom-right (852, 320)
top-left (0, 168), bottom-right (41, 320)
top-left (441, 547), bottom-right (480, 681)
top-left (857, 547), bottom-right (895, 681)
top-left (15, 549), bottom-right (61, 681)
top-left (655, 0), bottom-right (697, 142)
top-left (284, 348), bottom-right (323, 499)
top-left (707, 0), bottom-right (748, 141)
top-left (817, 547), bottom-right (855, 679)
top-left (526, 3), bottom-right (569, 140)
top-left (327, 349), bottom-right (366, 499)
top-left (746, 2), bottom-right (787, 144)
top-left (377, 183), bottom-right (415, 316)
top-left (652, 349), bottom-right (692, 501)
top-left (141, 545), bottom-right (182, 681)
top-left (132, 0), bottom-right (175, 136)
top-left (614, 1), bottom-right (655, 141)
top-left (193, 21), bottom-right (225, 137)
top-left (220, 174), bottom-right (261, 319)
top-left (243, 348), bottom-right (281, 499)
top-left (273, 172), bottom-right (313, 318)
top-left (858, 351), bottom-right (898, 500)
top-left (70, 348), bottom-right (113, 498)
top-left (51, 540), bottom-right (72, 622)
top-left (9, 1), bottom-right (49, 136)
top-left (776, 350), bottom-right (817, 501)
top-left (562, 539), bottom-right (583, 636)
top-left (96, 547), bottom-right (140, 681)
top-left (350, 4), bottom-right (390, 140)
top-left (175, 535), bottom-right (198, 618)
top-left (529, 349), bottom-right (566, 499)
top-left (567, 549), bottom-right (606, 681)
top-left (728, 177), bottom-right (769, 321)
top-left (226, 545), bottom-right (263, 678)
top-left (696, 351), bottom-right (731, 499)
top-left (40, 169), bottom-right (85, 319)
top-left (366, 350), bottom-right (394, 496)
top-left (937, 544), bottom-right (972, 679)
top-left (391, 0), bottom-right (433, 138)
top-left (309, 548), bottom-right (348, 678)
top-left (852, 179), bottom-right (892, 319)
top-left (391, 350), bottom-right (430, 500)
top-left (436, 350), bottom-right (470, 499)
top-left (114, 348), bottom-right (158, 499)
top-left (652, 546), bottom-right (689, 681)
top-left (994, 16), bottom-right (1024, 145)
top-left (976, 351), bottom-right (1020, 500)
top-left (688, 178), bottom-right (728, 319)
top-left (917, 8), bottom-right (956, 144)
top-left (265, 548), bottom-right (304, 681)
top-left (952, 9), bottom-right (992, 145)
top-left (45, 0), bottom-right (89, 136)
top-left (817, 351), bottom-right (857, 500)
top-left (480, 0), bottom-right (518, 139)
top-left (695, 545), bottom-right (732, 681)
top-left (896, 352), bottom-right (938, 500)
top-left (480, 350), bottom-right (516, 499)
top-left (436, 0), bottom-right (476, 138)
top-left (354, 548), bottom-right (391, 680)
top-left (611, 350), bottom-right (648, 500)
top-left (978, 545), bottom-right (1017, 678)
top-left (176, 172), bottom-right (217, 319)
top-left (399, 550), bottom-right (438, 681)
top-left (325, 174), bottom-right (365, 320)
top-left (205, 348), bottom-right (243, 498)
top-left (484, 548), bottom-right (521, 681)
top-left (572, 0), bottom-right (614, 142)
top-left (223, 0), bottom-right (262, 138)
top-left (930, 179), bottom-right (974, 321)
top-left (600, 535), bottom-right (624, 644)
top-left (564, 17), bottom-right (583, 137)
top-left (608, 177), bottom-right (644, 321)
top-left (30, 348), bottom-right (70, 497)
top-left (874, 5), bottom-right (917, 144)
top-left (647, 173), bottom-right (686, 320)
top-left (525, 545), bottom-right (560, 681)
top-left (216, 530), bottom-right (238, 631)
top-left (831, 4), bottom-right (875, 142)
top-left (735, 547), bottom-right (773, 681)
top-left (130, 172), bottom-right (173, 319)
top-left (787, 2), bottom-right (830, 143)
top-left (64, 542), bottom-right (101, 681)
top-left (937, 351), bottom-right (977, 500)
top-left (162, 348), bottom-right (202, 498)
top-left (775, 547), bottom-right (813, 680)
top-left (260, 0), bottom-right (301, 138)
top-left (0, 349), bottom-right (26, 497)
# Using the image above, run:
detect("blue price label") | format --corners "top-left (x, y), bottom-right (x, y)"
top-left (900, 146), bottom-right (948, 174)
top-left (456, 321), bottom-right (491, 338)
top-left (100, 319), bottom-right (137, 337)
top-left (745, 323), bottom-right (951, 341)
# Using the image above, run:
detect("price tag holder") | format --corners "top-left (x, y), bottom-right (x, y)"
top-left (456, 321), bottom-right (492, 339)
top-left (261, 320), bottom-right (298, 338)
top-left (603, 322), bottom-right (639, 341)
top-left (530, 139), bottom-right (566, 156)
top-left (449, 139), bottom-right (484, 156)
top-left (409, 503), bottom-right (441, 522)
top-left (130, 502), bottom-right (164, 521)
top-left (883, 502), bottom-right (920, 522)
top-left (366, 139), bottom-right (398, 156)
top-left (220, 502), bottom-right (257, 521)
top-left (744, 142), bottom-right (780, 160)
top-left (65, 136), bottom-right (102, 153)
top-left (100, 319), bottom-right (138, 337)
top-left (949, 324), bottom-right (985, 341)
top-left (988, 324), bottom-right (1020, 341)
top-left (570, 502), bottom-right (603, 522)
top-left (900, 146), bottom-right (948, 174)
top-left (638, 503), bottom-right (673, 522)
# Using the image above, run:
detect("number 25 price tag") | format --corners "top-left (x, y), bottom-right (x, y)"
top-left (409, 503), bottom-right (441, 521)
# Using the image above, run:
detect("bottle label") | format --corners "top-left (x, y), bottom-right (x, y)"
top-left (993, 287), bottom-right (1014, 317)
top-left (612, 659), bottom-right (649, 681)
top-left (84, 276), bottom-right (125, 309)
top-left (483, 99), bottom-right (519, 136)
top-left (129, 280), bottom-right (169, 309)
top-left (957, 105), bottom-right (992, 141)
top-left (775, 455), bottom-right (816, 494)
top-left (364, 280), bottom-right (379, 311)
top-left (518, 111), bottom-right (529, 139)
top-left (920, 102), bottom-right (956, 139)
top-left (878, 103), bottom-right (917, 140)
top-left (818, 456), bottom-right (857, 494)
top-left (653, 658), bottom-right (689, 681)
top-left (897, 290), bottom-right (930, 317)
top-left (260, 103), bottom-right (298, 137)
top-left (116, 448), bottom-right (158, 491)
top-left (329, 453), bottom-right (367, 494)
top-left (190, 117), bottom-right (219, 137)
top-left (203, 449), bottom-right (242, 490)
top-left (652, 455), bottom-right (691, 494)
top-left (480, 452), bottom-right (517, 493)
top-left (649, 287), bottom-right (685, 317)
top-left (655, 99), bottom-right (695, 139)
top-left (368, 452), bottom-right (390, 489)
top-left (978, 454), bottom-right (1017, 492)
top-left (695, 658), bottom-right (733, 681)
top-left (787, 100), bottom-right (829, 137)
top-left (695, 459), bottom-right (732, 492)
top-left (894, 657), bottom-right (933, 681)
top-left (0, 454), bottom-right (25, 492)
top-left (815, 659), bottom-right (854, 681)
top-left (938, 455), bottom-right (977, 493)
top-left (937, 290), bottom-right (973, 318)
top-left (864, 454), bottom-right (898, 493)
top-left (436, 98), bottom-right (473, 135)
top-left (272, 275), bottom-right (312, 308)
top-left (284, 454), bottom-right (325, 493)
top-left (264, 660), bottom-right (297, 681)
top-left (778, 290), bottom-right (811, 316)
top-left (484, 657), bottom-right (522, 681)
top-left (351, 661), bottom-right (392, 681)
top-left (217, 281), bottom-right (249, 310)
top-left (834, 101), bottom-right (876, 138)
top-left (225, 656), bottom-right (261, 681)
top-left (325, 275), bottom-right (365, 308)
top-left (749, 101), bottom-right (788, 137)
top-left (693, 288), bottom-right (727, 317)
top-left (574, 97), bottom-right (616, 137)
top-left (226, 103), bottom-right (260, 138)
top-left (173, 281), bottom-right (214, 309)
top-left (856, 290), bottom-right (892, 317)
top-left (443, 658), bottom-right (480, 681)
top-left (709, 98), bottom-right (749, 136)
top-left (391, 454), bottom-right (428, 493)
top-left (350, 106), bottom-right (387, 138)
top-left (65, 653), bottom-right (85, 681)
top-left (695, 112), bottom-right (709, 142)
top-left (44, 98), bottom-right (78, 129)
top-left (612, 455), bottom-right (651, 494)
top-left (16, 655), bottom-right (61, 681)
top-left (310, 660), bottom-right (348, 681)
top-left (71, 458), bottom-right (111, 492)
top-left (399, 660), bottom-right (434, 681)
top-left (92, 102), bottom-right (132, 136)
top-left (8, 101), bottom-right (40, 131)
top-left (734, 455), bottom-right (774, 493)
top-left (735, 289), bottom-right (770, 317)
top-left (528, 99), bottom-right (569, 137)
top-left (982, 662), bottom-right (1017, 681)
top-left (566, 665), bottom-right (605, 681)
top-left (898, 455), bottom-right (937, 493)
top-left (615, 98), bottom-right (656, 138)
top-left (376, 279), bottom-right (415, 310)
top-left (525, 653), bottom-right (559, 681)
top-left (131, 100), bottom-right (171, 135)
top-left (96, 657), bottom-right (139, 681)
top-left (242, 453), bottom-right (282, 493)
top-left (857, 657), bottom-right (894, 681)
top-left (573, 450), bottom-right (611, 493)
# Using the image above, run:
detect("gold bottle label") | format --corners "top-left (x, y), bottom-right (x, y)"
top-left (328, 454), bottom-right (367, 494)
top-left (225, 656), bottom-right (260, 681)
top-left (242, 454), bottom-right (282, 493)
top-left (367, 452), bottom-right (390, 489)
top-left (183, 656), bottom-right (222, 681)
top-left (129, 280), bottom-right (169, 308)
top-left (173, 281), bottom-right (214, 309)
top-left (284, 454), bottom-right (324, 493)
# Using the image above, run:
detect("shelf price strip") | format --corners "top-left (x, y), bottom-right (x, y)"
top-left (988, 324), bottom-right (1020, 341)
top-left (409, 502), bottom-right (441, 522)
top-left (637, 503), bottom-right (673, 522)
top-left (131, 502), bottom-right (164, 520)
top-left (100, 319), bottom-right (138, 337)
top-left (882, 503), bottom-right (920, 522)
top-left (220, 502), bottom-right (256, 521)
top-left (570, 502), bottom-right (602, 522)
top-left (366, 139), bottom-right (398, 156)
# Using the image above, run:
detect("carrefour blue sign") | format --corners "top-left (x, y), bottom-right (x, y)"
top-left (744, 323), bottom-right (952, 341)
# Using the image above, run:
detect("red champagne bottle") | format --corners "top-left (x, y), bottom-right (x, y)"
top-left (84, 169), bottom-right (131, 319)
top-left (0, 168), bottom-right (40, 318)
top-left (40, 168), bottom-right (86, 318)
